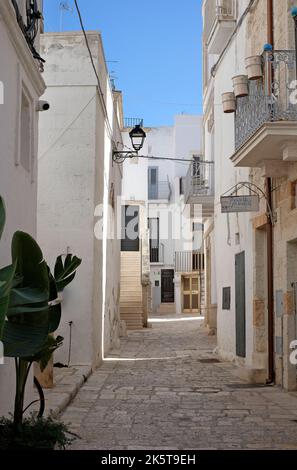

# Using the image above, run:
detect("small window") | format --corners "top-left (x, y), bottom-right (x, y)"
top-left (193, 155), bottom-right (201, 177)
top-left (291, 180), bottom-right (297, 210)
top-left (179, 177), bottom-right (184, 195)
top-left (222, 287), bottom-right (231, 310)
top-left (20, 90), bottom-right (31, 172)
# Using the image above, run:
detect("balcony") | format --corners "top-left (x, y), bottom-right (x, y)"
top-left (231, 50), bottom-right (297, 176)
top-left (204, 0), bottom-right (236, 55)
top-left (148, 181), bottom-right (171, 201)
top-left (175, 251), bottom-right (205, 273)
top-left (184, 161), bottom-right (214, 218)
top-left (150, 242), bottom-right (165, 264)
top-left (124, 118), bottom-right (144, 128)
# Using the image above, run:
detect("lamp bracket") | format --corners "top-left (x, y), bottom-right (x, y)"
top-left (112, 151), bottom-right (138, 163)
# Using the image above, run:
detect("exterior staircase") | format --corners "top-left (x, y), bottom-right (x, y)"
top-left (156, 302), bottom-right (176, 314)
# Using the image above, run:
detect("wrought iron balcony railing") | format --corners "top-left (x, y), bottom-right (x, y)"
top-left (175, 251), bottom-right (205, 273)
top-left (184, 161), bottom-right (214, 202)
top-left (204, 0), bottom-right (236, 41)
top-left (150, 242), bottom-right (165, 264)
top-left (235, 50), bottom-right (297, 151)
top-left (148, 181), bottom-right (171, 201)
top-left (124, 118), bottom-right (144, 128)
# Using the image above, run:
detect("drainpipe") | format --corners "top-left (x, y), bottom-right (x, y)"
top-left (266, 0), bottom-right (275, 384)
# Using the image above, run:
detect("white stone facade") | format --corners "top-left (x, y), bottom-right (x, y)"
top-left (37, 32), bottom-right (122, 369)
top-left (0, 0), bottom-right (45, 416)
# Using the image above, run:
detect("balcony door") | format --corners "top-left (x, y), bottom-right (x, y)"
top-left (148, 218), bottom-right (159, 262)
top-left (148, 167), bottom-right (158, 199)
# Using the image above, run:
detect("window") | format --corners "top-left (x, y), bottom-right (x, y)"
top-left (291, 180), bottom-right (297, 210)
top-left (192, 155), bottom-right (201, 178)
top-left (20, 90), bottom-right (31, 173)
top-left (148, 218), bottom-right (159, 262)
top-left (179, 177), bottom-right (184, 195)
top-left (148, 167), bottom-right (158, 199)
top-left (121, 205), bottom-right (139, 251)
top-left (222, 287), bottom-right (231, 310)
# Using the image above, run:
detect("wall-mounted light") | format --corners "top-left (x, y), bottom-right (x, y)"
top-left (113, 124), bottom-right (146, 163)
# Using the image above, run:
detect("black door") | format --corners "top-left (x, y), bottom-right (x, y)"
top-left (161, 269), bottom-right (175, 303)
top-left (235, 251), bottom-right (246, 357)
top-left (121, 205), bottom-right (139, 251)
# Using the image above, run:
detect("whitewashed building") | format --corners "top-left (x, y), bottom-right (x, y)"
top-left (121, 115), bottom-right (205, 320)
top-left (201, 0), bottom-right (297, 390)
top-left (0, 0), bottom-right (45, 415)
top-left (37, 32), bottom-right (123, 370)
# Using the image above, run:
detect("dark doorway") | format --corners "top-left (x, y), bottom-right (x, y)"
top-left (161, 269), bottom-right (175, 303)
top-left (121, 205), bottom-right (139, 252)
top-left (235, 251), bottom-right (246, 358)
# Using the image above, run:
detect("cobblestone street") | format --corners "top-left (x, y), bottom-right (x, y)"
top-left (62, 316), bottom-right (297, 450)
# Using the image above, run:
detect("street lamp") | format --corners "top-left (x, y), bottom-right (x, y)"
top-left (129, 125), bottom-right (146, 152)
top-left (113, 124), bottom-right (146, 163)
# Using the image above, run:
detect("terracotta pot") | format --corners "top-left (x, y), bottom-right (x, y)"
top-left (245, 55), bottom-right (263, 80)
top-left (222, 92), bottom-right (236, 113)
top-left (232, 74), bottom-right (249, 98)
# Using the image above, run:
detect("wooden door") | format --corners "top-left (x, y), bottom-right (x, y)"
top-left (235, 251), bottom-right (246, 357)
top-left (182, 275), bottom-right (199, 313)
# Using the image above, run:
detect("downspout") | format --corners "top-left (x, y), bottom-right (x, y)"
top-left (266, 0), bottom-right (275, 384)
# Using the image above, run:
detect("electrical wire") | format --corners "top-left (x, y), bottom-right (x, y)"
top-left (74, 0), bottom-right (117, 148)
top-left (38, 94), bottom-right (96, 161)
top-left (138, 155), bottom-right (214, 164)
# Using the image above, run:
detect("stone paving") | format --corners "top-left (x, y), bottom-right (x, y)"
top-left (61, 315), bottom-right (297, 450)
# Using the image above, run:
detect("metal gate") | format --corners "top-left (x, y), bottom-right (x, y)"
top-left (161, 269), bottom-right (175, 303)
top-left (235, 252), bottom-right (246, 358)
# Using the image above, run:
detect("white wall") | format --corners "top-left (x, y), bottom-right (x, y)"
top-left (38, 32), bottom-right (122, 368)
top-left (0, 1), bottom-right (45, 416)
top-left (122, 115), bottom-right (203, 313)
top-left (208, 12), bottom-right (255, 364)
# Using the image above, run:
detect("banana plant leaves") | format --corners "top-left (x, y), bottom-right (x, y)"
top-left (2, 231), bottom-right (62, 360)
top-left (0, 264), bottom-right (16, 339)
top-left (0, 196), bottom-right (5, 240)
top-left (0, 198), bottom-right (16, 338)
top-left (54, 254), bottom-right (82, 292)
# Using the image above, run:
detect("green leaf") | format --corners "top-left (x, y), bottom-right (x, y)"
top-left (0, 264), bottom-right (16, 339)
top-left (11, 231), bottom-right (49, 294)
top-left (9, 288), bottom-right (48, 307)
top-left (0, 196), bottom-right (5, 241)
top-left (35, 335), bottom-right (64, 371)
top-left (54, 254), bottom-right (81, 292)
top-left (2, 321), bottom-right (50, 358)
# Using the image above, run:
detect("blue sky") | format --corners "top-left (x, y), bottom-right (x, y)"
top-left (44, 0), bottom-right (203, 127)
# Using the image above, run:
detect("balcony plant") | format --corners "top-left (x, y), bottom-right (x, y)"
top-left (0, 196), bottom-right (81, 449)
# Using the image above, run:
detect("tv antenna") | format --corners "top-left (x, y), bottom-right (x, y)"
top-left (59, 1), bottom-right (73, 31)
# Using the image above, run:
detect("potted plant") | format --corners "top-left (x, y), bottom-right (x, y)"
top-left (245, 55), bottom-right (263, 80)
top-left (232, 74), bottom-right (249, 98)
top-left (221, 92), bottom-right (236, 113)
top-left (0, 196), bottom-right (81, 449)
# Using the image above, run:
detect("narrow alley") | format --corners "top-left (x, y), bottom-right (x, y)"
top-left (62, 317), bottom-right (297, 450)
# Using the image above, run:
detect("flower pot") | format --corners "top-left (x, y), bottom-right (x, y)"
top-left (232, 74), bottom-right (249, 98)
top-left (222, 92), bottom-right (236, 113)
top-left (245, 55), bottom-right (263, 80)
